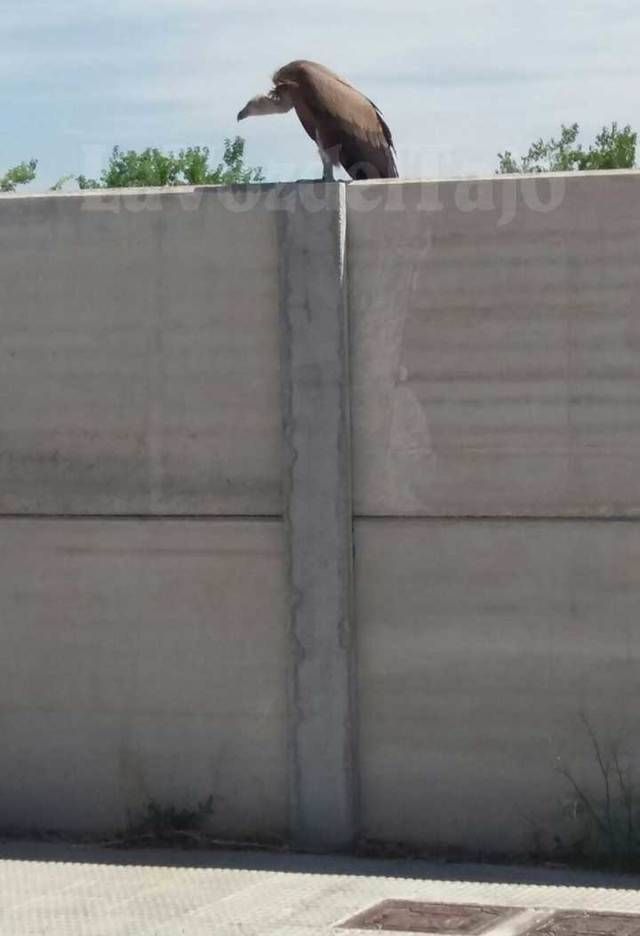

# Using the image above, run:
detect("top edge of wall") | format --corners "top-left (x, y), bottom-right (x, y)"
top-left (3, 169), bottom-right (639, 201)
top-left (356, 168), bottom-right (640, 182)
top-left (0, 182), bottom-right (280, 201)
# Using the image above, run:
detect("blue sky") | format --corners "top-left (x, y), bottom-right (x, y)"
top-left (2, 0), bottom-right (639, 188)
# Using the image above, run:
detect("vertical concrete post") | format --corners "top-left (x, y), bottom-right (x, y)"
top-left (278, 183), bottom-right (357, 851)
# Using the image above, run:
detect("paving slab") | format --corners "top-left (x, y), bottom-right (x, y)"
top-left (0, 843), bottom-right (639, 936)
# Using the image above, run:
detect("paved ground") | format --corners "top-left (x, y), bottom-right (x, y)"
top-left (1, 842), bottom-right (639, 936)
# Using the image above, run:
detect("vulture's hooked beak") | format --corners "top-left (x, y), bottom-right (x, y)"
top-left (237, 91), bottom-right (292, 122)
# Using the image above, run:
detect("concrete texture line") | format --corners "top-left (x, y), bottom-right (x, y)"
top-left (0, 514), bottom-right (284, 522)
top-left (353, 515), bottom-right (640, 523)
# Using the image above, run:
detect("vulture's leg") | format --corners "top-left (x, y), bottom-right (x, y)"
top-left (317, 138), bottom-right (335, 182)
top-left (322, 162), bottom-right (335, 182)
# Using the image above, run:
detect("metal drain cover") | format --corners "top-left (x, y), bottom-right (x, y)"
top-left (341, 904), bottom-right (640, 936)
top-left (527, 912), bottom-right (640, 936)
top-left (341, 901), bottom-right (519, 934)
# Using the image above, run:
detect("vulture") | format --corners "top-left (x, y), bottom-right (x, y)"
top-left (237, 60), bottom-right (398, 181)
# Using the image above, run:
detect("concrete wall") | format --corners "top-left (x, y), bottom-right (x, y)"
top-left (2, 174), bottom-right (640, 856)
top-left (0, 187), bottom-right (288, 841)
top-left (348, 173), bottom-right (640, 517)
top-left (0, 520), bottom-right (287, 839)
top-left (356, 519), bottom-right (640, 853)
top-left (348, 173), bottom-right (640, 855)
top-left (0, 190), bottom-right (281, 514)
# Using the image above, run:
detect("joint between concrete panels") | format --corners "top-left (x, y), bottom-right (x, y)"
top-left (277, 183), bottom-right (358, 852)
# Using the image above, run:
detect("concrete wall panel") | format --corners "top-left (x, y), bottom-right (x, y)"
top-left (0, 190), bottom-right (281, 515)
top-left (348, 174), bottom-right (640, 516)
top-left (356, 518), bottom-right (640, 853)
top-left (0, 519), bottom-right (287, 839)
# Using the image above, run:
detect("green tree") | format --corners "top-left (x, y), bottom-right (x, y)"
top-left (497, 122), bottom-right (637, 174)
top-left (1, 159), bottom-right (37, 192)
top-left (77, 137), bottom-right (264, 189)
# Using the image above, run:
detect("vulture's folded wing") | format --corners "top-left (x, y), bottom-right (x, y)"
top-left (275, 60), bottom-right (398, 179)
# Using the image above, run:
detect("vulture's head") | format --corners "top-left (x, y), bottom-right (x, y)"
top-left (237, 87), bottom-right (293, 121)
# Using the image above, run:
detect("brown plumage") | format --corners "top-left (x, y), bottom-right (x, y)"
top-left (237, 60), bottom-right (398, 181)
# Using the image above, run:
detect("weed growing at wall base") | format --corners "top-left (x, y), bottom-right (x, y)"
top-left (553, 715), bottom-right (640, 870)
top-left (115, 795), bottom-right (215, 847)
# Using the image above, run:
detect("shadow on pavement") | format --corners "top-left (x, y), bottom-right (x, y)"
top-left (1, 839), bottom-right (638, 891)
